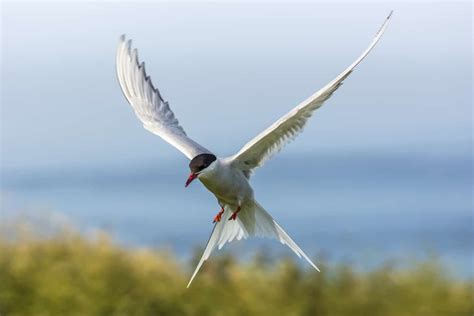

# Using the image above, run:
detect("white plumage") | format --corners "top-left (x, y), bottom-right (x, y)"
top-left (231, 11), bottom-right (393, 176)
top-left (186, 202), bottom-right (320, 288)
top-left (116, 12), bottom-right (392, 288)
top-left (116, 36), bottom-right (212, 159)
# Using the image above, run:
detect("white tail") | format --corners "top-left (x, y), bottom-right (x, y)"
top-left (187, 201), bottom-right (319, 288)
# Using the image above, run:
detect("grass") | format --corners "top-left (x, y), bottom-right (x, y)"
top-left (0, 222), bottom-right (472, 316)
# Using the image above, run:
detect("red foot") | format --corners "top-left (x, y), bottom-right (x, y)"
top-left (213, 207), bottom-right (225, 223)
top-left (228, 207), bottom-right (241, 221)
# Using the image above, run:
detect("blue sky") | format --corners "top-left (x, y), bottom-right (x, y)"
top-left (1, 2), bottom-right (472, 170)
top-left (1, 2), bottom-right (472, 276)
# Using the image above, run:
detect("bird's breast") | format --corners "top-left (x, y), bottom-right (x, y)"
top-left (199, 166), bottom-right (253, 206)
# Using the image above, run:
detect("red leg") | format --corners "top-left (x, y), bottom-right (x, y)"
top-left (213, 207), bottom-right (225, 223)
top-left (228, 207), bottom-right (241, 221)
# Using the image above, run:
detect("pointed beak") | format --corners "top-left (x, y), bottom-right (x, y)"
top-left (185, 173), bottom-right (198, 187)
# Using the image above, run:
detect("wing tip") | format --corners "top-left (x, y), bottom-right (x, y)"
top-left (387, 10), bottom-right (394, 20)
top-left (374, 10), bottom-right (394, 37)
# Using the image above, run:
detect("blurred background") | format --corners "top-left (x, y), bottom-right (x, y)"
top-left (1, 1), bottom-right (472, 315)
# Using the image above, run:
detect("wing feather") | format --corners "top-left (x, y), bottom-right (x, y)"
top-left (116, 35), bottom-right (212, 160)
top-left (230, 12), bottom-right (392, 176)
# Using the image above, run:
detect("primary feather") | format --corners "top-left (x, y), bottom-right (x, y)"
top-left (230, 11), bottom-right (393, 177)
top-left (116, 35), bottom-right (212, 160)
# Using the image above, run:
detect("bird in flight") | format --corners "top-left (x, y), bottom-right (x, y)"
top-left (116, 11), bottom-right (392, 287)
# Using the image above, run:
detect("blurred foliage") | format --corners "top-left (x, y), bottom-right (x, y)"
top-left (0, 223), bottom-right (472, 316)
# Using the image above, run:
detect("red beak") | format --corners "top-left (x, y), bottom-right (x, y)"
top-left (185, 173), bottom-right (198, 187)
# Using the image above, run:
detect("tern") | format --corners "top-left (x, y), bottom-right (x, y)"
top-left (116, 12), bottom-right (392, 287)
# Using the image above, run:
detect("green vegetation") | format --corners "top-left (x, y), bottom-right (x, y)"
top-left (0, 224), bottom-right (472, 316)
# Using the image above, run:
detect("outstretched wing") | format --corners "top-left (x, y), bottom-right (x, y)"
top-left (116, 35), bottom-right (212, 160)
top-left (230, 12), bottom-right (392, 177)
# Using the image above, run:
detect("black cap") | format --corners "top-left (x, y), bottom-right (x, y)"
top-left (189, 153), bottom-right (217, 173)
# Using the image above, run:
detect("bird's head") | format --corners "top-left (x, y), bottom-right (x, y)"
top-left (185, 153), bottom-right (217, 187)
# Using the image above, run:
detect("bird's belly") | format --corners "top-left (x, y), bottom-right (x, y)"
top-left (199, 173), bottom-right (252, 206)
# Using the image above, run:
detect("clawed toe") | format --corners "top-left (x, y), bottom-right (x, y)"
top-left (213, 207), bottom-right (225, 223)
top-left (213, 213), bottom-right (222, 223)
top-left (228, 207), bottom-right (241, 221)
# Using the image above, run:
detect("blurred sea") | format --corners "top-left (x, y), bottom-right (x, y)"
top-left (1, 151), bottom-right (472, 278)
